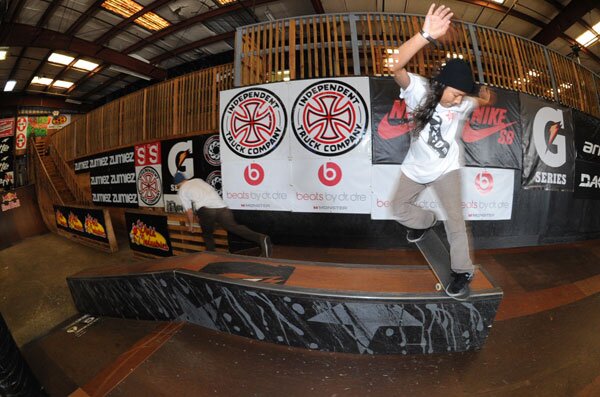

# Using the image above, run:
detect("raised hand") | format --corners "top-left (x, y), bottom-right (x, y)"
top-left (422, 4), bottom-right (454, 40)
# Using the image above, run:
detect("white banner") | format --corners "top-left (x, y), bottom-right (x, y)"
top-left (15, 117), bottom-right (28, 151)
top-left (292, 158), bottom-right (371, 213)
top-left (371, 166), bottom-right (514, 220)
top-left (222, 159), bottom-right (291, 211)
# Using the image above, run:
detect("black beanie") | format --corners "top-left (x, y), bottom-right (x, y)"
top-left (433, 59), bottom-right (477, 94)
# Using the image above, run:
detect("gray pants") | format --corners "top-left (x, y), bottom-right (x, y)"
top-left (392, 169), bottom-right (474, 273)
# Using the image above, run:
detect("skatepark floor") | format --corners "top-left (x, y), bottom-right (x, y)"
top-left (1, 233), bottom-right (599, 396)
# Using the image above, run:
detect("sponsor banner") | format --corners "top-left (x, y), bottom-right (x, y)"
top-left (574, 160), bottom-right (600, 200)
top-left (462, 88), bottom-right (522, 169)
top-left (292, 158), bottom-right (371, 213)
top-left (53, 205), bottom-right (110, 243)
top-left (520, 94), bottom-right (575, 191)
top-left (27, 116), bottom-right (51, 137)
top-left (222, 159), bottom-right (291, 211)
top-left (135, 142), bottom-right (163, 208)
top-left (48, 114), bottom-right (72, 130)
top-left (0, 134), bottom-right (14, 191)
top-left (290, 77), bottom-right (371, 159)
top-left (15, 117), bottom-right (28, 153)
top-left (75, 146), bottom-right (135, 174)
top-left (371, 165), bottom-right (514, 220)
top-left (370, 77), bottom-right (412, 164)
top-left (0, 118), bottom-right (14, 138)
top-left (161, 133), bottom-right (221, 213)
top-left (573, 110), bottom-right (600, 165)
top-left (1, 191), bottom-right (20, 212)
top-left (220, 82), bottom-right (289, 161)
top-left (124, 211), bottom-right (173, 256)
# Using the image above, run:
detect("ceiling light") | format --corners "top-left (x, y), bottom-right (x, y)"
top-left (4, 80), bottom-right (16, 91)
top-left (31, 76), bottom-right (53, 86)
top-left (65, 98), bottom-right (83, 105)
top-left (576, 21), bottom-right (600, 47)
top-left (48, 52), bottom-right (75, 65)
top-left (52, 80), bottom-right (74, 89)
top-left (101, 0), bottom-right (170, 31)
top-left (73, 59), bottom-right (99, 71)
top-left (215, 0), bottom-right (236, 4)
top-left (491, 0), bottom-right (505, 4)
top-left (108, 65), bottom-right (151, 80)
top-left (0, 48), bottom-right (8, 61)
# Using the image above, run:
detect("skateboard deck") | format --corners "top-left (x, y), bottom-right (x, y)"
top-left (413, 229), bottom-right (469, 299)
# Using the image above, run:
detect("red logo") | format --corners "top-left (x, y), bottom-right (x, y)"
top-left (137, 167), bottom-right (162, 206)
top-left (474, 171), bottom-right (494, 195)
top-left (135, 142), bottom-right (161, 166)
top-left (463, 106), bottom-right (516, 143)
top-left (377, 100), bottom-right (414, 140)
top-left (318, 162), bottom-right (342, 186)
top-left (16, 117), bottom-right (27, 132)
top-left (244, 163), bottom-right (264, 186)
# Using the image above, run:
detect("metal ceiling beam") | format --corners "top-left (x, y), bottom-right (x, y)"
top-left (0, 93), bottom-right (90, 111)
top-left (65, 0), bottom-right (105, 36)
top-left (533, 0), bottom-right (597, 45)
top-left (36, 0), bottom-right (63, 28)
top-left (123, 0), bottom-right (277, 55)
top-left (3, 24), bottom-right (167, 80)
top-left (66, 65), bottom-right (108, 95)
top-left (80, 74), bottom-right (125, 100)
top-left (150, 32), bottom-right (235, 63)
top-left (311, 0), bottom-right (325, 14)
top-left (24, 50), bottom-right (52, 88)
top-left (455, 0), bottom-right (545, 28)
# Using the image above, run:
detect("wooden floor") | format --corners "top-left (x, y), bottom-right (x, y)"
top-left (5, 236), bottom-right (600, 396)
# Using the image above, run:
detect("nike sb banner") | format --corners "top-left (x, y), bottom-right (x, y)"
top-left (574, 160), bottom-right (600, 200)
top-left (573, 110), bottom-right (600, 165)
top-left (462, 88), bottom-right (522, 169)
top-left (370, 77), bottom-right (412, 164)
top-left (520, 94), bottom-right (575, 191)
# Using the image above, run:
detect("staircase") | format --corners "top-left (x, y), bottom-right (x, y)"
top-left (34, 137), bottom-right (76, 204)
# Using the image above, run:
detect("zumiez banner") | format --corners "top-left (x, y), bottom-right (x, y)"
top-left (371, 165), bottom-right (514, 221)
top-left (521, 93), bottom-right (575, 191)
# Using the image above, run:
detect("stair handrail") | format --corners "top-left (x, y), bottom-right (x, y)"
top-left (48, 143), bottom-right (90, 204)
top-left (30, 142), bottom-right (64, 206)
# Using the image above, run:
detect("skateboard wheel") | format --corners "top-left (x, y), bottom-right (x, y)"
top-left (435, 283), bottom-right (442, 291)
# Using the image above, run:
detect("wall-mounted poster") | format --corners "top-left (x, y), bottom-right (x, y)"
top-left (15, 117), bottom-right (27, 154)
top-left (53, 205), bottom-right (110, 243)
top-left (87, 147), bottom-right (138, 207)
top-left (125, 211), bottom-right (173, 257)
top-left (0, 118), bottom-right (14, 191)
top-left (135, 142), bottom-right (163, 208)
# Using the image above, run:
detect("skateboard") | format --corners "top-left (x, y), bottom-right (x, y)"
top-left (412, 229), bottom-right (470, 300)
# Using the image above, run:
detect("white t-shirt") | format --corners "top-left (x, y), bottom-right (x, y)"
top-left (177, 178), bottom-right (226, 211)
top-left (400, 73), bottom-right (476, 184)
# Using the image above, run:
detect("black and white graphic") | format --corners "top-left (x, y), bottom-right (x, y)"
top-left (574, 160), bottom-right (600, 200)
top-left (75, 147), bottom-right (135, 174)
top-left (89, 147), bottom-right (138, 207)
top-left (573, 110), bottom-right (600, 165)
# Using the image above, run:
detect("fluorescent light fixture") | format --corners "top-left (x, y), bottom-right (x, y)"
top-left (0, 48), bottom-right (7, 61)
top-left (31, 76), bottom-right (53, 85)
top-left (48, 52), bottom-right (75, 65)
top-left (4, 80), bottom-right (16, 91)
top-left (130, 54), bottom-right (150, 63)
top-left (101, 0), bottom-right (170, 31)
top-left (73, 59), bottom-right (99, 71)
top-left (215, 0), bottom-right (236, 4)
top-left (491, 0), bottom-right (505, 4)
top-left (576, 21), bottom-right (600, 47)
top-left (108, 65), bottom-right (152, 80)
top-left (65, 98), bottom-right (83, 105)
top-left (52, 80), bottom-right (74, 89)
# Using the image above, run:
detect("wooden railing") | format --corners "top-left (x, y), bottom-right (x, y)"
top-left (235, 13), bottom-right (600, 118)
top-left (30, 143), bottom-right (63, 232)
top-left (51, 63), bottom-right (234, 162)
top-left (48, 145), bottom-right (90, 205)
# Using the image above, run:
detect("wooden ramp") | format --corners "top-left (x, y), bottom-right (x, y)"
top-left (67, 252), bottom-right (503, 355)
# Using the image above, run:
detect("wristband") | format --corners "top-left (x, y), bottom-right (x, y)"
top-left (420, 30), bottom-right (440, 48)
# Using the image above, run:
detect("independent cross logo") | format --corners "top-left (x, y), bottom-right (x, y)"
top-left (221, 88), bottom-right (286, 158)
top-left (292, 80), bottom-right (368, 156)
top-left (137, 167), bottom-right (162, 206)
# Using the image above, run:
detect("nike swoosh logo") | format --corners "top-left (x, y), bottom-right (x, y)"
top-left (377, 113), bottom-right (414, 140)
top-left (462, 121), bottom-right (517, 143)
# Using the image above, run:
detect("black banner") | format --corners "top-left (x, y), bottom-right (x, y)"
top-left (370, 77), bottom-right (412, 164)
top-left (74, 146), bottom-right (135, 174)
top-left (161, 134), bottom-right (221, 212)
top-left (462, 88), bottom-right (522, 169)
top-left (573, 109), bottom-right (600, 165)
top-left (0, 135), bottom-right (14, 191)
top-left (53, 205), bottom-right (110, 243)
top-left (520, 94), bottom-right (575, 191)
top-left (574, 160), bottom-right (600, 200)
top-left (89, 147), bottom-right (138, 207)
top-left (124, 211), bottom-right (173, 256)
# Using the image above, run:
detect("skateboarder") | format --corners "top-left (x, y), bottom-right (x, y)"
top-left (173, 172), bottom-right (272, 257)
top-left (388, 4), bottom-right (493, 296)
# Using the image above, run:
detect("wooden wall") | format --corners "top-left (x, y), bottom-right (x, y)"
top-left (0, 185), bottom-right (48, 250)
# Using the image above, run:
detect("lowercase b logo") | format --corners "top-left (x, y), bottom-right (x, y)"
top-left (475, 171), bottom-right (494, 195)
top-left (318, 162), bottom-right (342, 186)
top-left (244, 163), bottom-right (264, 186)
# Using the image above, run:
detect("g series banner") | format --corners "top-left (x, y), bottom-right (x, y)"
top-left (371, 165), bottom-right (514, 221)
top-left (53, 205), bottom-right (110, 243)
top-left (124, 211), bottom-right (173, 256)
top-left (520, 94), bottom-right (575, 191)
top-left (0, 118), bottom-right (14, 191)
top-left (88, 147), bottom-right (138, 207)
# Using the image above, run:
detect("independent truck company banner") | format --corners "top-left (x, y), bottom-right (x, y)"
top-left (520, 93), bottom-right (575, 191)
top-left (371, 165), bottom-right (514, 220)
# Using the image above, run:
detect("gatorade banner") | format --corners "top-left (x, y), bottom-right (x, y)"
top-left (371, 165), bottom-right (514, 220)
top-left (135, 142), bottom-right (163, 208)
top-left (521, 94), bottom-right (575, 191)
top-left (53, 205), bottom-right (110, 243)
top-left (0, 118), bottom-right (14, 191)
top-left (370, 77), bottom-right (412, 164)
top-left (462, 88), bottom-right (522, 169)
top-left (125, 211), bottom-right (173, 257)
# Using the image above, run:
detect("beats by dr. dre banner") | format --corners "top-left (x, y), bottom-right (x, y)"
top-left (371, 165), bottom-right (514, 220)
top-left (521, 94), bottom-right (575, 191)
top-left (135, 142), bottom-right (163, 208)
